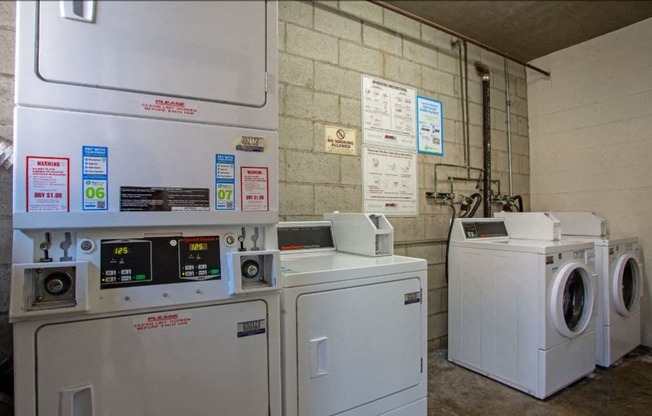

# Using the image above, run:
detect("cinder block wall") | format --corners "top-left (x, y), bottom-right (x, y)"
top-left (0, 2), bottom-right (15, 345)
top-left (278, 1), bottom-right (530, 349)
top-left (528, 17), bottom-right (652, 345)
top-left (0, 1), bottom-right (531, 351)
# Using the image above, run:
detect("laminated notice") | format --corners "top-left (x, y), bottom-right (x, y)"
top-left (26, 156), bottom-right (70, 212)
top-left (240, 167), bottom-right (269, 212)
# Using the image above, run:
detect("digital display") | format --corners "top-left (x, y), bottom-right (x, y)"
top-left (113, 246), bottom-right (130, 255)
top-left (189, 243), bottom-right (208, 251)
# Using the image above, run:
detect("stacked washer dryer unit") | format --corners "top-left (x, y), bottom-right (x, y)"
top-left (278, 213), bottom-right (428, 416)
top-left (551, 212), bottom-right (643, 367)
top-left (11, 2), bottom-right (281, 415)
top-left (448, 215), bottom-right (597, 399)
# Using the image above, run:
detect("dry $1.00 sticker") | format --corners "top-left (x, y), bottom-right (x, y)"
top-left (26, 156), bottom-right (70, 212)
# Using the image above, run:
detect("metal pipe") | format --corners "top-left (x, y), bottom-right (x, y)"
top-left (433, 163), bottom-right (484, 195)
top-left (463, 41), bottom-right (471, 177)
top-left (475, 63), bottom-right (491, 217)
top-left (504, 58), bottom-right (514, 196)
top-left (367, 0), bottom-right (551, 77)
top-left (456, 41), bottom-right (468, 169)
top-left (0, 137), bottom-right (13, 170)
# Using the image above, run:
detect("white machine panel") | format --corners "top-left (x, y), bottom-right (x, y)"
top-left (552, 212), bottom-right (607, 237)
top-left (297, 279), bottom-right (422, 416)
top-left (13, 107), bottom-right (278, 229)
top-left (35, 302), bottom-right (270, 416)
top-left (16, 1), bottom-right (277, 130)
top-left (494, 212), bottom-right (561, 240)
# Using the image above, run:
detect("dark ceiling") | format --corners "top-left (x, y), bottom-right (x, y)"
top-left (383, 1), bottom-right (652, 62)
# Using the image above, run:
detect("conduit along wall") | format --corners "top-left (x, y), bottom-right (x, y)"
top-left (476, 63), bottom-right (491, 218)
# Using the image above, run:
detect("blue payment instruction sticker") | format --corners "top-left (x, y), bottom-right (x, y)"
top-left (215, 154), bottom-right (235, 210)
top-left (82, 146), bottom-right (108, 211)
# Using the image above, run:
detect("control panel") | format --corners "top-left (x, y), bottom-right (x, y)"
top-left (10, 226), bottom-right (280, 320)
top-left (461, 221), bottom-right (509, 239)
top-left (100, 236), bottom-right (220, 289)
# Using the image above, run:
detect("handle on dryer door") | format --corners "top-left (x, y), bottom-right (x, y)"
top-left (309, 337), bottom-right (328, 378)
top-left (60, 385), bottom-right (94, 416)
top-left (60, 0), bottom-right (96, 23)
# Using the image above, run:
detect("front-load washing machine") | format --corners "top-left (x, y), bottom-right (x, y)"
top-left (277, 217), bottom-right (428, 415)
top-left (551, 212), bottom-right (643, 367)
top-left (448, 217), bottom-right (597, 399)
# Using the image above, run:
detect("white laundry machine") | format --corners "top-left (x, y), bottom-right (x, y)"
top-left (11, 2), bottom-right (282, 415)
top-left (551, 212), bottom-right (643, 367)
top-left (277, 216), bottom-right (428, 416)
top-left (448, 217), bottom-right (597, 399)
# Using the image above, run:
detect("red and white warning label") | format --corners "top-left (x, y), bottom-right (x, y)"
top-left (241, 166), bottom-right (269, 212)
top-left (133, 312), bottom-right (192, 332)
top-left (141, 98), bottom-right (198, 116)
top-left (26, 156), bottom-right (69, 212)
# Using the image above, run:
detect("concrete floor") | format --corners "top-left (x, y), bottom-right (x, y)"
top-left (428, 347), bottom-right (652, 415)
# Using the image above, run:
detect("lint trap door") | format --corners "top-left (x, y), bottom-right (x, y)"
top-left (296, 277), bottom-right (423, 415)
top-left (37, 1), bottom-right (268, 107)
top-left (35, 302), bottom-right (271, 416)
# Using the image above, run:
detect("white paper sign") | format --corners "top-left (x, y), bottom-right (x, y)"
top-left (363, 146), bottom-right (417, 216)
top-left (417, 96), bottom-right (444, 155)
top-left (27, 156), bottom-right (70, 212)
top-left (240, 167), bottom-right (269, 212)
top-left (362, 75), bottom-right (417, 150)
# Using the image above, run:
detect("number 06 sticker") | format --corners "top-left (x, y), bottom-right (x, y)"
top-left (82, 146), bottom-right (108, 211)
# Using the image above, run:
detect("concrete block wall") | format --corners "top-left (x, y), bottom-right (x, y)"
top-left (527, 17), bottom-right (652, 345)
top-left (0, 2), bottom-right (14, 348)
top-left (278, 0), bottom-right (530, 350)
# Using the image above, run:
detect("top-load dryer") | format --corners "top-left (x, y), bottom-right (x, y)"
top-left (277, 214), bottom-right (428, 415)
top-left (448, 216), bottom-right (597, 399)
top-left (551, 212), bottom-right (643, 366)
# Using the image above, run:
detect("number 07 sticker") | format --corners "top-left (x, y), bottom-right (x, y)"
top-left (216, 154), bottom-right (235, 210)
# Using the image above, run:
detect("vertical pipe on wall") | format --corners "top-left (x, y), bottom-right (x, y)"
top-left (504, 58), bottom-right (514, 196)
top-left (476, 63), bottom-right (491, 217)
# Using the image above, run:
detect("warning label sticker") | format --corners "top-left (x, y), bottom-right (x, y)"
top-left (237, 319), bottom-right (266, 338)
top-left (26, 156), bottom-right (70, 212)
top-left (133, 312), bottom-right (192, 332)
top-left (120, 186), bottom-right (210, 212)
top-left (141, 98), bottom-right (198, 116)
top-left (241, 167), bottom-right (269, 212)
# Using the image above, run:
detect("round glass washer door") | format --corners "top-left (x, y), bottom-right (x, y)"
top-left (613, 254), bottom-right (642, 316)
top-left (551, 262), bottom-right (595, 339)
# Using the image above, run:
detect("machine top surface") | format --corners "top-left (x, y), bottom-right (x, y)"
top-left (451, 218), bottom-right (593, 254)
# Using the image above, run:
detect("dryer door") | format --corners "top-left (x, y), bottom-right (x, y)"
top-left (296, 278), bottom-right (423, 416)
top-left (551, 262), bottom-right (595, 338)
top-left (35, 302), bottom-right (271, 416)
top-left (37, 1), bottom-right (268, 107)
top-left (612, 254), bottom-right (642, 316)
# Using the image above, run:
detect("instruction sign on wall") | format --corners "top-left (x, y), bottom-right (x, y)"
top-left (417, 96), bottom-right (443, 155)
top-left (362, 75), bottom-right (417, 151)
top-left (362, 146), bottom-right (417, 216)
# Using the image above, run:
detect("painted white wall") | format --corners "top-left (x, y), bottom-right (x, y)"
top-left (527, 17), bottom-right (652, 344)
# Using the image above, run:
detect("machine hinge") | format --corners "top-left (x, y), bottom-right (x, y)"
top-left (265, 73), bottom-right (268, 92)
top-left (421, 357), bottom-right (423, 373)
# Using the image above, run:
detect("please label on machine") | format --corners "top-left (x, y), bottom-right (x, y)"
top-left (133, 312), bottom-right (193, 332)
